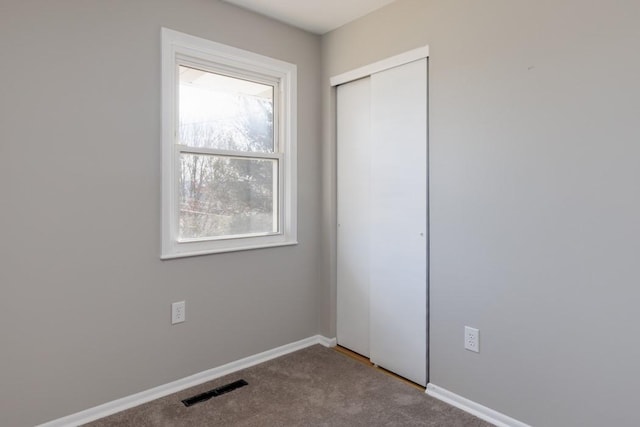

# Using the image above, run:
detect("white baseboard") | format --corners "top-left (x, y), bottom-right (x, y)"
top-left (426, 384), bottom-right (530, 427)
top-left (316, 335), bottom-right (337, 348)
top-left (38, 335), bottom-right (337, 427)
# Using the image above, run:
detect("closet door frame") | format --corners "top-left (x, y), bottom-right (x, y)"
top-left (330, 46), bottom-right (429, 86)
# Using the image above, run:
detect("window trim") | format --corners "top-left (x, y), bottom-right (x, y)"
top-left (161, 28), bottom-right (297, 259)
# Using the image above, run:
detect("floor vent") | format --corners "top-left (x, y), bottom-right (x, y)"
top-left (181, 379), bottom-right (248, 407)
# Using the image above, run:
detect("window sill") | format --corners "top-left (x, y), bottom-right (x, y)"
top-left (160, 240), bottom-right (298, 260)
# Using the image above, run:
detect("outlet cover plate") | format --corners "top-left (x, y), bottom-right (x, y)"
top-left (172, 301), bottom-right (186, 324)
top-left (465, 326), bottom-right (479, 353)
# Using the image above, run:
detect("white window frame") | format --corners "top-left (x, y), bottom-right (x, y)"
top-left (161, 28), bottom-right (297, 259)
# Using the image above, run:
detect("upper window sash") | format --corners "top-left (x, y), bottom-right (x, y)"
top-left (176, 58), bottom-right (281, 155)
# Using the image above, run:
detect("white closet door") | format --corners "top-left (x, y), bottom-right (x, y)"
top-left (369, 59), bottom-right (428, 386)
top-left (336, 77), bottom-right (371, 357)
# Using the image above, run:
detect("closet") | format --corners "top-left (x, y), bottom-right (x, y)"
top-left (335, 55), bottom-right (428, 386)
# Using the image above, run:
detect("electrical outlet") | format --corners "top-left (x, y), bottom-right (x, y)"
top-left (464, 326), bottom-right (479, 353)
top-left (172, 301), bottom-right (186, 324)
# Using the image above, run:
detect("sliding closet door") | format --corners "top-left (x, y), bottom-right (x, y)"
top-left (369, 59), bottom-right (428, 386)
top-left (336, 58), bottom-right (428, 386)
top-left (336, 77), bottom-right (371, 357)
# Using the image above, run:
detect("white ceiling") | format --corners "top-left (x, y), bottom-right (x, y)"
top-left (223, 0), bottom-right (397, 35)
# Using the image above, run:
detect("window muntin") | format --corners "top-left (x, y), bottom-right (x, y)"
top-left (161, 28), bottom-right (297, 258)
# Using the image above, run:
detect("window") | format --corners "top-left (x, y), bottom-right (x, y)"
top-left (161, 28), bottom-right (297, 258)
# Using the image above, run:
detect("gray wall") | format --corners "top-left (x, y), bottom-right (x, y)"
top-left (0, 1), bottom-right (321, 426)
top-left (321, 1), bottom-right (640, 426)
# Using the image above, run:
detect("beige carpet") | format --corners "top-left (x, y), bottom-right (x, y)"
top-left (85, 345), bottom-right (490, 426)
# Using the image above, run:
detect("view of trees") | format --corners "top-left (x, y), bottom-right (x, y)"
top-left (178, 73), bottom-right (277, 240)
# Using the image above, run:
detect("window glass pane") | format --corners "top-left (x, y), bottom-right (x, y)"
top-left (179, 153), bottom-right (277, 239)
top-left (178, 65), bottom-right (274, 153)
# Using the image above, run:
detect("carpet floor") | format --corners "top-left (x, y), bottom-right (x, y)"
top-left (85, 345), bottom-right (491, 426)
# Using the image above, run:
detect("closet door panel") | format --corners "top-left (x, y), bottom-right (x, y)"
top-left (336, 77), bottom-right (371, 357)
top-left (369, 59), bottom-right (428, 386)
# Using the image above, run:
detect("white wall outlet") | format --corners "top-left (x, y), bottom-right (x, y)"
top-left (464, 326), bottom-right (479, 353)
top-left (171, 301), bottom-right (186, 324)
